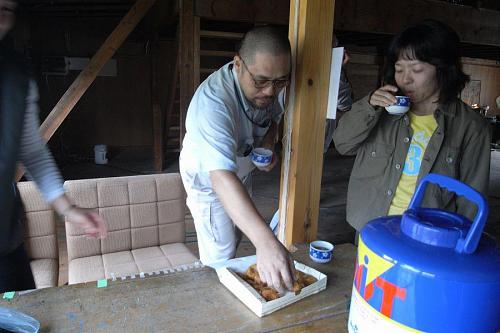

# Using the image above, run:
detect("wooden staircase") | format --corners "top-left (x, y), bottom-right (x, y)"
top-left (164, 18), bottom-right (248, 154)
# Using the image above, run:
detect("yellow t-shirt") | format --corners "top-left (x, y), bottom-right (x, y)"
top-left (388, 112), bottom-right (438, 215)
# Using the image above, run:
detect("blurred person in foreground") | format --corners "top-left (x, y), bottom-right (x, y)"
top-left (0, 0), bottom-right (107, 293)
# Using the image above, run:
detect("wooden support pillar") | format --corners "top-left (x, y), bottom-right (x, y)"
top-left (151, 32), bottom-right (163, 172)
top-left (193, 16), bottom-right (201, 91)
top-left (278, 0), bottom-right (335, 248)
top-left (15, 0), bottom-right (157, 181)
top-left (164, 30), bottom-right (180, 153)
top-left (179, 0), bottom-right (195, 144)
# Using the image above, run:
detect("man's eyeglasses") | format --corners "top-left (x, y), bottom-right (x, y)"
top-left (239, 56), bottom-right (290, 90)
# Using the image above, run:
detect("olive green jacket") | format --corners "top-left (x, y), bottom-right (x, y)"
top-left (333, 95), bottom-right (490, 231)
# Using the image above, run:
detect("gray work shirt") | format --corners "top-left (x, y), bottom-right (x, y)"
top-left (180, 62), bottom-right (285, 199)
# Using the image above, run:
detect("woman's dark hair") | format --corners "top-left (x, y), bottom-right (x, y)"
top-left (383, 19), bottom-right (469, 104)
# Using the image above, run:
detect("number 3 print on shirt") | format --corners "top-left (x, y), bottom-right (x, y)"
top-left (403, 144), bottom-right (422, 176)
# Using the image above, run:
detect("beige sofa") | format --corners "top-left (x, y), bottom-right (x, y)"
top-left (64, 173), bottom-right (197, 284)
top-left (18, 181), bottom-right (59, 289)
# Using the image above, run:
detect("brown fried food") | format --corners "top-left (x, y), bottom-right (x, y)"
top-left (245, 264), bottom-right (262, 284)
top-left (236, 264), bottom-right (318, 301)
top-left (296, 270), bottom-right (318, 286)
top-left (292, 270), bottom-right (317, 292)
top-left (301, 274), bottom-right (318, 286)
top-left (260, 287), bottom-right (280, 301)
top-left (292, 281), bottom-right (303, 293)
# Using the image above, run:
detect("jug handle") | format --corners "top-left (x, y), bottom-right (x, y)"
top-left (408, 173), bottom-right (488, 254)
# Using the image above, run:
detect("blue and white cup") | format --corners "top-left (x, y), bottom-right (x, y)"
top-left (251, 148), bottom-right (273, 168)
top-left (309, 240), bottom-right (334, 264)
top-left (385, 95), bottom-right (411, 115)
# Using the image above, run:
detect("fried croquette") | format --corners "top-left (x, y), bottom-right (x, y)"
top-left (236, 264), bottom-right (317, 301)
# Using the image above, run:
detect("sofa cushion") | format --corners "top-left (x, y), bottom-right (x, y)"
top-left (18, 181), bottom-right (58, 261)
top-left (18, 181), bottom-right (59, 289)
top-left (68, 256), bottom-right (105, 285)
top-left (68, 243), bottom-right (197, 284)
top-left (64, 174), bottom-right (187, 261)
top-left (30, 259), bottom-right (58, 289)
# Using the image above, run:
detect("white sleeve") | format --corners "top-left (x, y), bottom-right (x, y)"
top-left (19, 80), bottom-right (65, 202)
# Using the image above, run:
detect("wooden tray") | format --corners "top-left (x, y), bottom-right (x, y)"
top-left (215, 256), bottom-right (327, 317)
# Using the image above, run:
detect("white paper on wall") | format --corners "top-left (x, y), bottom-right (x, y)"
top-left (326, 47), bottom-right (344, 120)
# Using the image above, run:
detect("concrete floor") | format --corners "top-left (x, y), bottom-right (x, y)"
top-left (54, 147), bottom-right (500, 285)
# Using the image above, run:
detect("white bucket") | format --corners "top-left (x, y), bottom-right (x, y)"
top-left (94, 144), bottom-right (108, 165)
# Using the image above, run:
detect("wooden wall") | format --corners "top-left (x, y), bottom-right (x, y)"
top-left (10, 0), bottom-right (499, 158)
top-left (344, 49), bottom-right (384, 101)
top-left (462, 58), bottom-right (500, 115)
top-left (334, 0), bottom-right (500, 47)
top-left (195, 0), bottom-right (500, 48)
top-left (16, 16), bottom-right (177, 152)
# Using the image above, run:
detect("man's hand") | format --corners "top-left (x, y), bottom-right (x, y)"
top-left (369, 84), bottom-right (398, 108)
top-left (65, 207), bottom-right (108, 239)
top-left (256, 238), bottom-right (295, 293)
top-left (210, 170), bottom-right (294, 291)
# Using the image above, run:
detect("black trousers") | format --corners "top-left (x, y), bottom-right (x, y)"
top-left (0, 245), bottom-right (35, 293)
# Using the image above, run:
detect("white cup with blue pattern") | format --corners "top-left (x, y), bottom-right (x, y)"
top-left (385, 95), bottom-right (410, 115)
top-left (309, 240), bottom-right (334, 264)
top-left (251, 147), bottom-right (273, 168)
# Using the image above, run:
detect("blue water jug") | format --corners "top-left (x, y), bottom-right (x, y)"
top-left (348, 174), bottom-right (500, 333)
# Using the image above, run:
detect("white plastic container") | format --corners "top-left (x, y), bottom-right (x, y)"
top-left (215, 256), bottom-right (327, 317)
top-left (94, 144), bottom-right (108, 165)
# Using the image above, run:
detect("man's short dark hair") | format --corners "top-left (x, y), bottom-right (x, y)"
top-left (238, 25), bottom-right (291, 64)
top-left (383, 19), bottom-right (469, 104)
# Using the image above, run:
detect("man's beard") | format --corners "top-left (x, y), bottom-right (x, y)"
top-left (250, 97), bottom-right (274, 110)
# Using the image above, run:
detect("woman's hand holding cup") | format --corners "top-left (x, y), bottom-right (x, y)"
top-left (369, 85), bottom-right (398, 108)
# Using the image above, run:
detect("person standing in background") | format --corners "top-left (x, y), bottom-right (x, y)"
top-left (324, 35), bottom-right (353, 153)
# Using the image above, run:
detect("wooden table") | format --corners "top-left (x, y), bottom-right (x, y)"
top-left (0, 244), bottom-right (356, 332)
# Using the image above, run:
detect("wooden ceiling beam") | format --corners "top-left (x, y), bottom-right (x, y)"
top-left (194, 0), bottom-right (289, 25)
top-left (335, 0), bottom-right (500, 47)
